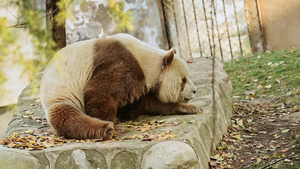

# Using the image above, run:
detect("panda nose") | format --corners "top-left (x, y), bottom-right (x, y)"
top-left (193, 90), bottom-right (196, 94)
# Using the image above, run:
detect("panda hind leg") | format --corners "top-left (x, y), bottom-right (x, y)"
top-left (49, 104), bottom-right (115, 140)
top-left (85, 99), bottom-right (130, 134)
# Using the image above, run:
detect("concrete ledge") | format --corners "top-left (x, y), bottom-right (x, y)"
top-left (0, 57), bottom-right (232, 169)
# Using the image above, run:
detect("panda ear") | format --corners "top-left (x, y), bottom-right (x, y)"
top-left (170, 47), bottom-right (176, 54)
top-left (163, 49), bottom-right (175, 66)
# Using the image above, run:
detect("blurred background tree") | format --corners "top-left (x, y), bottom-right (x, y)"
top-left (0, 0), bottom-right (66, 105)
top-left (107, 0), bottom-right (134, 32)
top-left (0, 0), bottom-right (134, 106)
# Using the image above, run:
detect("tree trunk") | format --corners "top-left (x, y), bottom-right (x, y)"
top-left (46, 0), bottom-right (66, 50)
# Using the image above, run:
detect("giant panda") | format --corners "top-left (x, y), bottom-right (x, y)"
top-left (40, 33), bottom-right (201, 140)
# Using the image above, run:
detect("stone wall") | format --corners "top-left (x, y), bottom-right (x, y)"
top-left (66, 0), bottom-right (167, 49)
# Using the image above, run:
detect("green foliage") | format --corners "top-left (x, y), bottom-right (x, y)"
top-left (0, 0), bottom-right (80, 86)
top-left (107, 0), bottom-right (134, 32)
top-left (0, 0), bottom-right (57, 98)
top-left (56, 0), bottom-right (80, 27)
top-left (0, 0), bottom-right (134, 101)
top-left (0, 10), bottom-right (21, 95)
top-left (225, 49), bottom-right (300, 103)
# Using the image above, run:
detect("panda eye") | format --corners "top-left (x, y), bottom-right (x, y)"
top-left (181, 78), bottom-right (186, 91)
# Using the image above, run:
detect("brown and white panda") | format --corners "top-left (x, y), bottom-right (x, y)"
top-left (40, 33), bottom-right (201, 140)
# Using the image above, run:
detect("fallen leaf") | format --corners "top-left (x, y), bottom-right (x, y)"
top-left (236, 119), bottom-right (244, 128)
top-left (264, 85), bottom-right (272, 89)
top-left (281, 129), bottom-right (290, 133)
top-left (256, 158), bottom-right (262, 164)
top-left (265, 50), bottom-right (271, 54)
top-left (8, 143), bottom-right (17, 148)
top-left (187, 58), bottom-right (194, 63)
top-left (155, 119), bottom-right (166, 124)
top-left (189, 119), bottom-right (196, 123)
top-left (1, 139), bottom-right (9, 145)
top-left (259, 131), bottom-right (267, 134)
top-left (172, 122), bottom-right (180, 126)
top-left (149, 119), bottom-right (156, 125)
top-left (217, 145), bottom-right (228, 150)
top-left (230, 134), bottom-right (243, 141)
top-left (281, 148), bottom-right (289, 153)
top-left (209, 161), bottom-right (218, 167)
top-left (270, 63), bottom-right (279, 67)
top-left (211, 154), bottom-right (224, 161)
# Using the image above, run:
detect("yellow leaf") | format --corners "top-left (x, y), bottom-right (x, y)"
top-left (189, 119), bottom-right (196, 123)
top-left (281, 129), bottom-right (290, 133)
top-left (169, 134), bottom-right (176, 139)
top-left (155, 119), bottom-right (166, 124)
top-left (26, 143), bottom-right (34, 148)
top-left (150, 119), bottom-right (156, 125)
top-left (8, 143), bottom-right (17, 148)
top-left (264, 85), bottom-right (272, 89)
top-left (16, 143), bottom-right (24, 148)
top-left (230, 134), bottom-right (243, 141)
top-left (212, 154), bottom-right (224, 161)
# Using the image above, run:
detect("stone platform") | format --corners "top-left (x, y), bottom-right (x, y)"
top-left (0, 57), bottom-right (232, 169)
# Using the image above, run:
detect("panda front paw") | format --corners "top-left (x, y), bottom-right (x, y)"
top-left (174, 103), bottom-right (202, 114)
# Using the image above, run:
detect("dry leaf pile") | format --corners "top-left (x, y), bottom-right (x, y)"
top-left (210, 100), bottom-right (300, 168)
top-left (1, 119), bottom-right (186, 150)
top-left (1, 129), bottom-right (79, 150)
top-left (115, 119), bottom-right (179, 141)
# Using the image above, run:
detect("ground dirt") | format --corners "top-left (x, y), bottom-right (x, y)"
top-left (210, 99), bottom-right (300, 169)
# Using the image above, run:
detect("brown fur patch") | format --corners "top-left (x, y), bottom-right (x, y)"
top-left (139, 94), bottom-right (200, 115)
top-left (49, 104), bottom-right (114, 139)
top-left (117, 93), bottom-right (201, 120)
top-left (84, 39), bottom-right (148, 123)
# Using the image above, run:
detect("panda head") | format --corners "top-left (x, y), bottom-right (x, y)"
top-left (155, 48), bottom-right (197, 103)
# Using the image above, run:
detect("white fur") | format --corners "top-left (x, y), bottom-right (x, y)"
top-left (40, 39), bottom-right (96, 121)
top-left (111, 34), bottom-right (196, 103)
top-left (110, 34), bottom-right (166, 91)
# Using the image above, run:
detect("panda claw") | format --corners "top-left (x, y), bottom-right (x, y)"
top-left (102, 122), bottom-right (115, 140)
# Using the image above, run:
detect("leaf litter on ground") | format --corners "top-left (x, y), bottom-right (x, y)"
top-left (209, 99), bottom-right (300, 169)
top-left (1, 118), bottom-right (183, 150)
top-left (211, 49), bottom-right (300, 168)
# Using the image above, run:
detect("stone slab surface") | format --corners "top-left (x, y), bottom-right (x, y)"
top-left (0, 57), bottom-right (232, 169)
